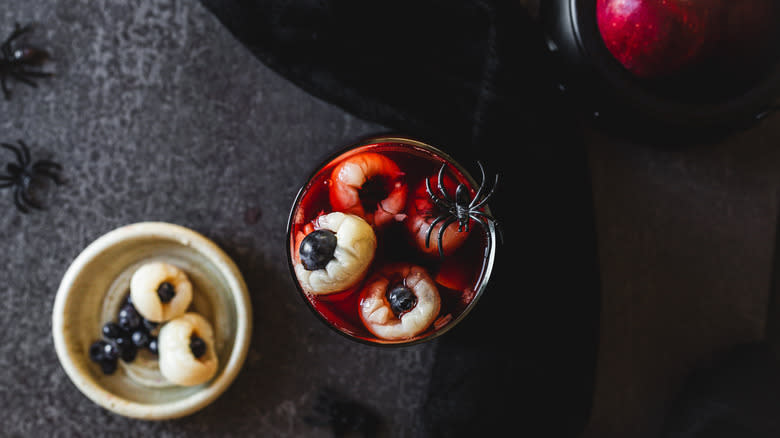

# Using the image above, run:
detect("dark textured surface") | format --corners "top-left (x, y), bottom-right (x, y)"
top-left (583, 117), bottom-right (780, 437)
top-left (1, 0), bottom-right (601, 437)
top-left (0, 1), bottom-right (437, 436)
top-left (661, 342), bottom-right (780, 438)
top-left (3, 0), bottom-right (778, 437)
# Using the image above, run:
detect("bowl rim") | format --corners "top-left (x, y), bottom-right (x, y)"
top-left (51, 221), bottom-right (253, 420)
top-left (285, 135), bottom-right (498, 347)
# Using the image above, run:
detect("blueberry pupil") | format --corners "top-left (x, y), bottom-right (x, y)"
top-left (157, 282), bottom-right (176, 303)
top-left (190, 335), bottom-right (207, 358)
top-left (148, 337), bottom-right (159, 355)
top-left (300, 229), bottom-right (338, 271)
top-left (387, 285), bottom-right (417, 315)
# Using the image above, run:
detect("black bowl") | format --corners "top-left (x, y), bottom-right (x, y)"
top-left (541, 0), bottom-right (780, 143)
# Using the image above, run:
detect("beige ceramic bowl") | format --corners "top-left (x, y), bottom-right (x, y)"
top-left (52, 222), bottom-right (252, 420)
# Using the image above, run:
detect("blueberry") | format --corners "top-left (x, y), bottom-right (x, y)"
top-left (99, 358), bottom-right (118, 375)
top-left (147, 337), bottom-right (158, 355)
top-left (299, 229), bottom-right (338, 271)
top-left (190, 335), bottom-right (207, 358)
top-left (157, 282), bottom-right (175, 303)
top-left (90, 340), bottom-right (119, 374)
top-left (102, 340), bottom-right (119, 361)
top-left (117, 304), bottom-right (141, 331)
top-left (131, 330), bottom-right (149, 348)
top-left (387, 284), bottom-right (417, 316)
top-left (114, 336), bottom-right (137, 362)
top-left (89, 340), bottom-right (108, 362)
top-left (102, 322), bottom-right (126, 340)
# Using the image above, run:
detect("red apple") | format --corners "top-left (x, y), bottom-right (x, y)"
top-left (596, 0), bottom-right (716, 78)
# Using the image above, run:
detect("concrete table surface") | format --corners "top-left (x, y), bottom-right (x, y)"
top-left (0, 1), bottom-right (432, 436)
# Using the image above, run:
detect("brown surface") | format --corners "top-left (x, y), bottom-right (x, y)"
top-left (581, 114), bottom-right (780, 438)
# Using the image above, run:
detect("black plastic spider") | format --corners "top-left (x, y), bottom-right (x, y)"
top-left (425, 161), bottom-right (502, 258)
top-left (1, 140), bottom-right (62, 213)
top-left (1, 22), bottom-right (52, 99)
top-left (303, 388), bottom-right (381, 437)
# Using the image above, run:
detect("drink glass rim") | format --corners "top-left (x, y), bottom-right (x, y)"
top-left (285, 134), bottom-right (498, 347)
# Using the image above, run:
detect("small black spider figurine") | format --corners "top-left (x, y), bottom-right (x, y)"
top-left (303, 388), bottom-right (381, 437)
top-left (1, 22), bottom-right (52, 99)
top-left (425, 161), bottom-right (502, 258)
top-left (1, 140), bottom-right (63, 213)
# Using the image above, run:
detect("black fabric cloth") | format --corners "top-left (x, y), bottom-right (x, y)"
top-left (198, 1), bottom-right (601, 436)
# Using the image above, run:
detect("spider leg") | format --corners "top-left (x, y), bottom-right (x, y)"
top-left (6, 163), bottom-right (23, 176)
top-left (1, 142), bottom-right (24, 165)
top-left (16, 70), bottom-right (53, 78)
top-left (10, 71), bottom-right (38, 87)
top-left (425, 214), bottom-right (449, 250)
top-left (469, 210), bottom-right (497, 223)
top-left (0, 175), bottom-right (13, 188)
top-left (2, 23), bottom-right (28, 53)
top-left (0, 75), bottom-right (9, 99)
top-left (425, 175), bottom-right (448, 206)
top-left (34, 160), bottom-right (62, 170)
top-left (468, 213), bottom-right (496, 263)
top-left (7, 23), bottom-right (33, 45)
top-left (13, 186), bottom-right (30, 214)
top-left (470, 211), bottom-right (504, 245)
top-left (469, 212), bottom-right (488, 231)
top-left (436, 217), bottom-right (458, 259)
top-left (33, 160), bottom-right (63, 178)
top-left (437, 164), bottom-right (454, 202)
top-left (16, 140), bottom-right (30, 166)
top-left (470, 173), bottom-right (499, 211)
top-left (495, 219), bottom-right (504, 245)
top-left (470, 162), bottom-right (487, 209)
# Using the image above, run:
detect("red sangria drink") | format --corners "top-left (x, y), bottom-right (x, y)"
top-left (287, 136), bottom-right (499, 345)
